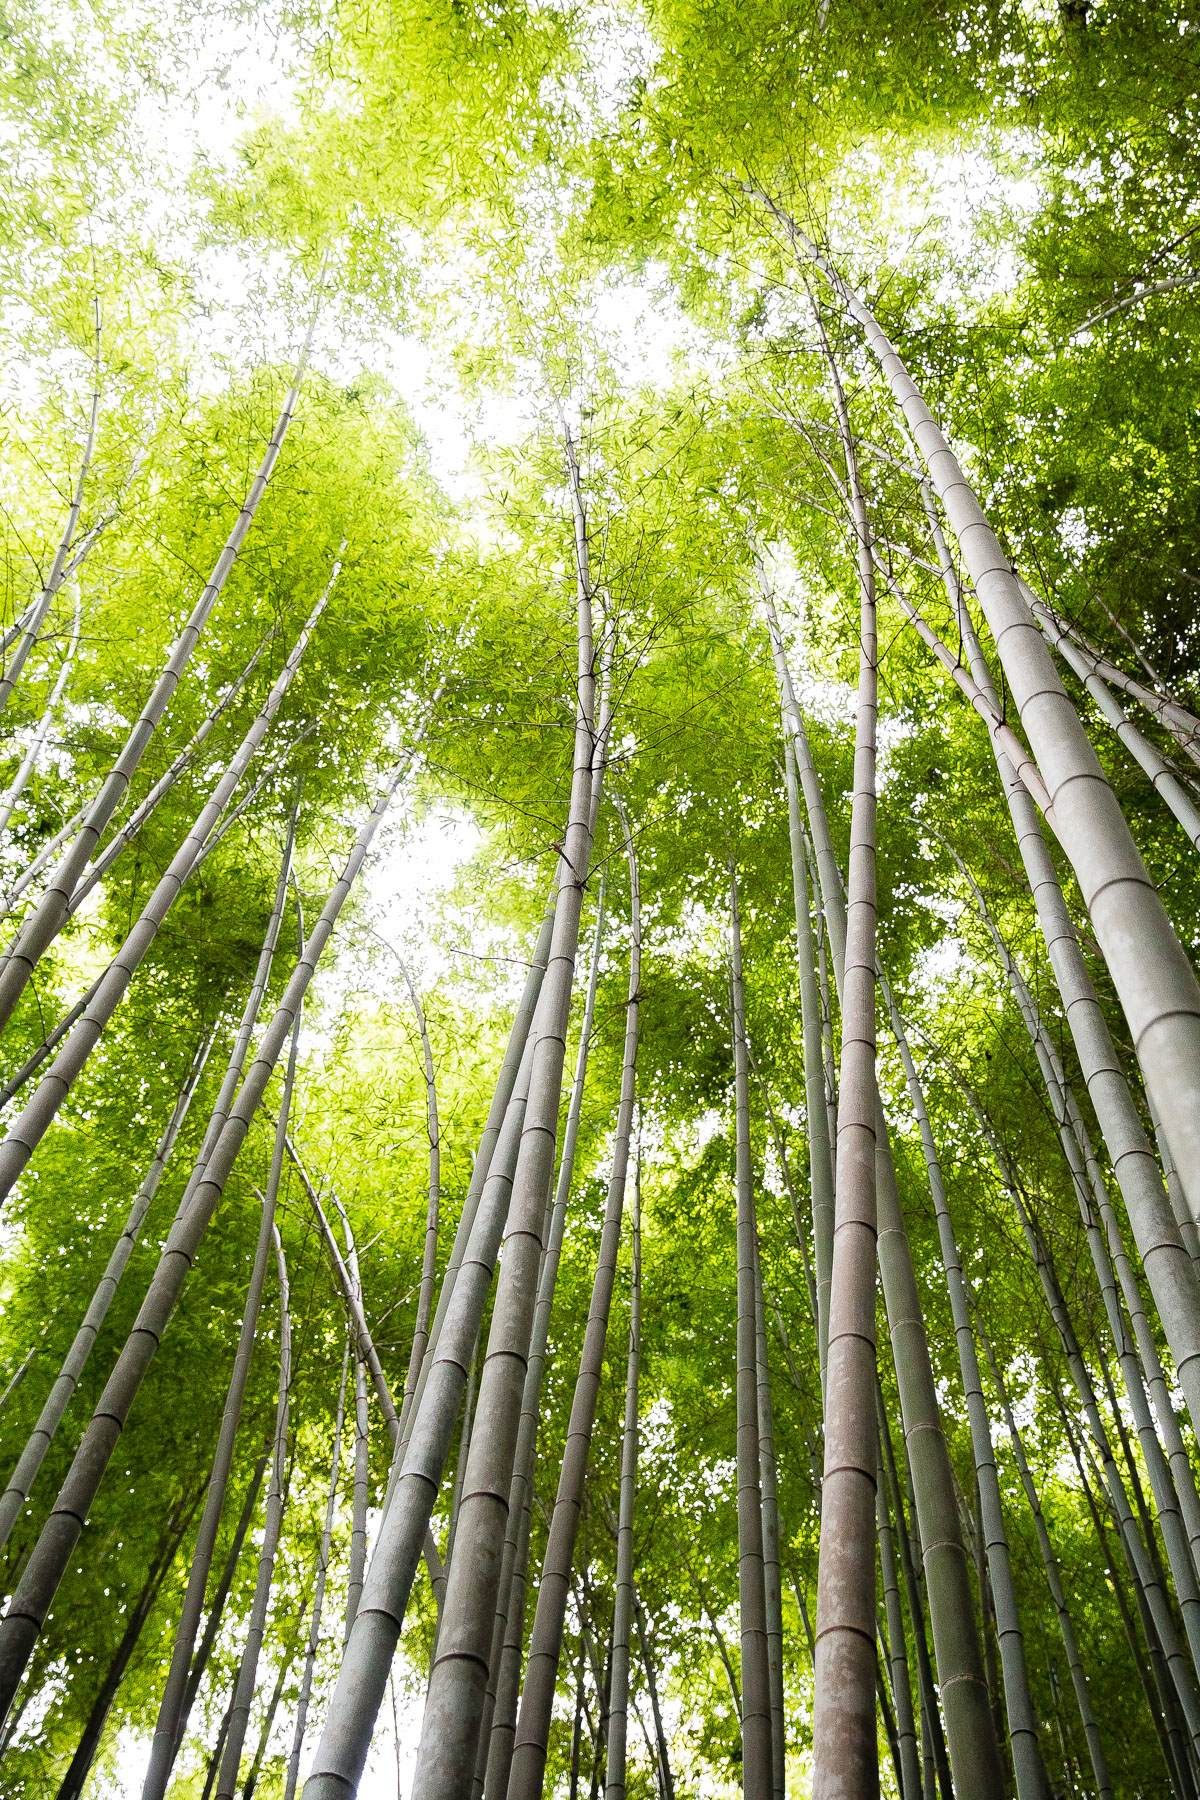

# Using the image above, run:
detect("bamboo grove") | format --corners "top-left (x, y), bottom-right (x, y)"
top-left (3, 0), bottom-right (1200, 1796)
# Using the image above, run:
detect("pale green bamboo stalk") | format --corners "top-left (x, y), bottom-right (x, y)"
top-left (283, 1346), bottom-right (350, 1800)
top-left (604, 1172), bottom-right (641, 1800)
top-left (724, 862), bottom-right (773, 1800)
top-left (505, 802), bottom-right (641, 1800)
top-left (0, 725), bottom-right (428, 1726)
top-left (305, 447), bottom-right (596, 1799)
top-left (0, 566), bottom-right (337, 1205)
top-left (479, 876), bottom-right (609, 1800)
top-left (975, 1317), bottom-right (1113, 1800)
top-left (752, 1224), bottom-right (786, 1800)
top-left (214, 1225), bottom-right (293, 1800)
top-left (0, 322), bottom-right (315, 1033)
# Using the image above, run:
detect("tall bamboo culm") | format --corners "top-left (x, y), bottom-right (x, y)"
top-left (506, 799), bottom-right (642, 1800)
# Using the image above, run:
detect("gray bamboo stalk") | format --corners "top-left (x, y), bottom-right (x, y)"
top-left (66, 623), bottom-right (278, 915)
top-left (782, 735), bottom-right (835, 1372)
top-left (446, 1348), bottom-right (477, 1575)
top-left (917, 496), bottom-right (1200, 1493)
top-left (880, 982), bottom-right (1049, 1799)
top-left (0, 568), bottom-right (336, 1203)
top-left (283, 1346), bottom-right (350, 1800)
top-left (1030, 595), bottom-right (1200, 769)
top-left (286, 1151), bottom-right (398, 1442)
top-left (0, 333), bottom-right (313, 1032)
top-left (1, 301), bottom-right (101, 716)
top-left (633, 1598), bottom-right (675, 1800)
top-left (802, 379), bottom-right (881, 1800)
top-left (55, 1486), bottom-right (201, 1800)
top-left (321, 1174), bottom-right (372, 1648)
top-left (948, 847), bottom-right (1200, 1609)
top-left (874, 1127), bottom-right (1004, 1797)
top-left (976, 1317), bottom-right (1113, 1800)
top-left (141, 974), bottom-right (305, 1800)
top-left (333, 464), bottom-right (596, 1800)
top-left (177, 1451), bottom-right (271, 1756)
top-left (604, 1172), bottom-right (641, 1800)
top-left (215, 1224), bottom-right (293, 1799)
top-left (951, 1065), bottom-right (1200, 1758)
top-left (877, 1390), bottom-right (951, 1800)
top-left (299, 969), bottom-right (543, 1795)
top-left (767, 577), bottom-right (998, 1795)
top-left (346, 1356), bottom-right (370, 1640)
top-left (0, 801), bottom-right (86, 925)
top-left (0, 728), bottom-right (426, 1724)
top-left (876, 1446), bottom-right (921, 1800)
top-left (473, 671), bottom-right (617, 1794)
top-left (724, 860), bottom-right (773, 1800)
top-left (1148, 1090), bottom-right (1200, 1269)
top-left (0, 1346), bottom-right (35, 1416)
top-left (0, 1026), bottom-right (214, 1555)
top-left (765, 197), bottom-right (1200, 1228)
top-left (505, 800), bottom-right (642, 1800)
top-left (1053, 628), bottom-right (1200, 845)
top-left (0, 587), bottom-right (81, 838)
top-left (393, 901), bottom-right (558, 1464)
top-left (286, 1148), bottom-right (446, 1605)
top-left (478, 875), bottom-right (608, 1800)
top-left (746, 1041), bottom-right (818, 1334)
top-left (394, 954), bottom-right (441, 1433)
top-left (751, 1222), bottom-right (785, 1800)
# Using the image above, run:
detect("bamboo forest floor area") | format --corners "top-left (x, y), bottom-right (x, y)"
top-left (4, 3), bottom-right (1200, 1797)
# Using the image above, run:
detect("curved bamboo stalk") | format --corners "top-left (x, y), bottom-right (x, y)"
top-left (0, 728), bottom-right (425, 1725)
top-left (283, 1344), bottom-right (350, 1800)
top-left (214, 1223), bottom-right (293, 1799)
top-left (0, 1025), bottom-right (215, 1556)
top-left (0, 567), bottom-right (337, 1205)
top-left (505, 800), bottom-right (642, 1800)
top-left (604, 1166), bottom-right (641, 1800)
top-left (0, 323), bottom-right (315, 1033)
top-left (141, 962), bottom-right (305, 1800)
